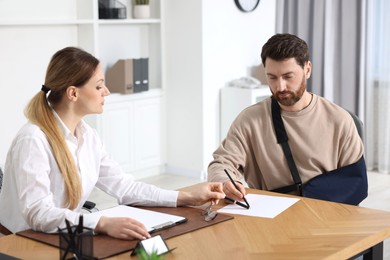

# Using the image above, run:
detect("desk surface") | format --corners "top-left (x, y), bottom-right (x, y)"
top-left (1, 188), bottom-right (390, 259)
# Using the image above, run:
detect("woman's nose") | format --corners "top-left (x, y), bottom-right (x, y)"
top-left (104, 85), bottom-right (110, 96)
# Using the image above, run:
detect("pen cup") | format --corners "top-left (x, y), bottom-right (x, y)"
top-left (59, 226), bottom-right (94, 260)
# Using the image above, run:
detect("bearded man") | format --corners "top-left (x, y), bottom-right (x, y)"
top-left (207, 34), bottom-right (365, 203)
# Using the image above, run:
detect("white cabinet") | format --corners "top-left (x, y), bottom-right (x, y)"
top-left (220, 87), bottom-right (271, 141)
top-left (133, 96), bottom-right (162, 170)
top-left (84, 90), bottom-right (162, 178)
top-left (0, 0), bottom-right (164, 90)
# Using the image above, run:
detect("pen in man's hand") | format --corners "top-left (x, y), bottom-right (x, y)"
top-left (224, 196), bottom-right (250, 209)
top-left (224, 169), bottom-right (250, 209)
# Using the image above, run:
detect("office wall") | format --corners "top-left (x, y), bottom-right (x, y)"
top-left (164, 0), bottom-right (276, 178)
top-left (0, 0), bottom-right (276, 176)
top-left (0, 23), bottom-right (78, 164)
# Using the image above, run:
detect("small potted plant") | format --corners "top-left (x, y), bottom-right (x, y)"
top-left (136, 248), bottom-right (164, 260)
top-left (133, 0), bottom-right (150, 19)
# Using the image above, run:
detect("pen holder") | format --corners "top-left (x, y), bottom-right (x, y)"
top-left (59, 226), bottom-right (94, 260)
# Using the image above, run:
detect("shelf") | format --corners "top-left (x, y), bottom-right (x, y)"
top-left (0, 19), bottom-right (160, 27)
top-left (105, 89), bottom-right (162, 103)
top-left (0, 20), bottom-right (95, 26)
top-left (97, 19), bottom-right (160, 25)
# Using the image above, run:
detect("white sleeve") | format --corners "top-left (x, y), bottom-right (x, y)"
top-left (95, 145), bottom-right (179, 208)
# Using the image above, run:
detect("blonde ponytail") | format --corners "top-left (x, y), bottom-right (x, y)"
top-left (25, 91), bottom-right (81, 209)
top-left (24, 47), bottom-right (99, 209)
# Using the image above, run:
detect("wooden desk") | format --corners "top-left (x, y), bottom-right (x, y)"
top-left (1, 189), bottom-right (390, 259)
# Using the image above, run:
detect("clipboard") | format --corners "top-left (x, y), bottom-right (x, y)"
top-left (17, 206), bottom-right (233, 259)
top-left (88, 205), bottom-right (188, 233)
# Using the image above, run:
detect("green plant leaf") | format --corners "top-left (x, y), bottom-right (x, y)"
top-left (136, 247), bottom-right (165, 260)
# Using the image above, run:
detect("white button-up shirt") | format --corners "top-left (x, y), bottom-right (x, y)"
top-left (0, 113), bottom-right (178, 233)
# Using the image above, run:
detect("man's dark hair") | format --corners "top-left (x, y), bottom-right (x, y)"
top-left (261, 33), bottom-right (310, 68)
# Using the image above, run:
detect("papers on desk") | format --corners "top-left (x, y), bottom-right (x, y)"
top-left (88, 205), bottom-right (187, 233)
top-left (218, 194), bottom-right (299, 218)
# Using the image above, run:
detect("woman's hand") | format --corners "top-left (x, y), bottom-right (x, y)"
top-left (95, 216), bottom-right (151, 240)
top-left (177, 182), bottom-right (226, 206)
top-left (223, 180), bottom-right (247, 202)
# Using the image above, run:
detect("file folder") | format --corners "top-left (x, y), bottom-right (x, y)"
top-left (140, 57), bottom-right (149, 92)
top-left (105, 58), bottom-right (149, 94)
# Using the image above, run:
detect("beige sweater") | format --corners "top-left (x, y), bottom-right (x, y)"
top-left (208, 94), bottom-right (364, 191)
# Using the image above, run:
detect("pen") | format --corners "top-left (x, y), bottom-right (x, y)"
top-left (224, 196), bottom-right (250, 209)
top-left (65, 219), bottom-right (73, 236)
top-left (224, 169), bottom-right (250, 209)
top-left (78, 214), bottom-right (83, 234)
top-left (78, 215), bottom-right (83, 256)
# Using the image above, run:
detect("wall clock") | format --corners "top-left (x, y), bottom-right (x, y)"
top-left (234, 0), bottom-right (260, 13)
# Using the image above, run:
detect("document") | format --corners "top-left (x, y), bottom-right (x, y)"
top-left (217, 194), bottom-right (299, 218)
top-left (88, 205), bottom-right (187, 233)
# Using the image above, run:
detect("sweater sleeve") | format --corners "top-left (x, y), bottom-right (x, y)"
top-left (208, 115), bottom-right (249, 183)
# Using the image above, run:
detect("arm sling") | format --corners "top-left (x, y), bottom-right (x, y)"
top-left (270, 97), bottom-right (368, 205)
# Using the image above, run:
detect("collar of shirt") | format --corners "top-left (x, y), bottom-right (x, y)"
top-left (52, 110), bottom-right (88, 146)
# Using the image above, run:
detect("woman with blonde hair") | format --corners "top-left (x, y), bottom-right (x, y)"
top-left (0, 47), bottom-right (224, 240)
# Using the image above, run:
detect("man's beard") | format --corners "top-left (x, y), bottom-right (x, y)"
top-left (272, 75), bottom-right (306, 107)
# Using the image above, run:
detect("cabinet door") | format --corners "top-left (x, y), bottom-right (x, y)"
top-left (133, 97), bottom-right (162, 170)
top-left (100, 102), bottom-right (135, 173)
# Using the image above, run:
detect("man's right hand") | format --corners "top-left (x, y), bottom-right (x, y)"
top-left (223, 180), bottom-right (247, 202)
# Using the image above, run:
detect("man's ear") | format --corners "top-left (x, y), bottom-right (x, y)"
top-left (66, 86), bottom-right (78, 101)
top-left (305, 61), bottom-right (312, 79)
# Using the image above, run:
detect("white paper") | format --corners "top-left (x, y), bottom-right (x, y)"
top-left (217, 194), bottom-right (300, 218)
top-left (88, 205), bottom-right (186, 232)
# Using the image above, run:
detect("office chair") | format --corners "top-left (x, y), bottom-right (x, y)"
top-left (0, 166), bottom-right (2, 192)
top-left (0, 166), bottom-right (12, 235)
top-left (346, 110), bottom-right (364, 141)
